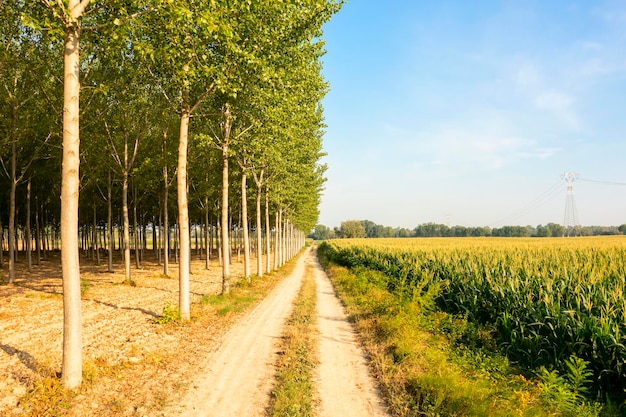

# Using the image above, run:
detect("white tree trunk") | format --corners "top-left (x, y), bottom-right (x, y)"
top-left (205, 196), bottom-right (210, 270)
top-left (265, 190), bottom-right (271, 273)
top-left (35, 197), bottom-right (41, 266)
top-left (177, 110), bottom-right (191, 320)
top-left (220, 104), bottom-right (232, 294)
top-left (93, 204), bottom-right (100, 266)
top-left (241, 170), bottom-right (250, 281)
top-left (107, 170), bottom-right (113, 272)
top-left (254, 174), bottom-right (263, 277)
top-left (133, 183), bottom-right (140, 269)
top-left (26, 177), bottom-right (32, 272)
top-left (122, 168), bottom-right (132, 282)
top-left (274, 210), bottom-right (280, 270)
top-left (163, 160), bottom-right (169, 276)
top-left (8, 116), bottom-right (16, 283)
top-left (61, 14), bottom-right (84, 389)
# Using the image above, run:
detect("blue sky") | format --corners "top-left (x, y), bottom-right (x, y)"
top-left (318, 0), bottom-right (626, 229)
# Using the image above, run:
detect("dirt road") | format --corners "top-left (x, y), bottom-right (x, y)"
top-left (312, 253), bottom-right (388, 416)
top-left (171, 249), bottom-right (309, 417)
top-left (171, 247), bottom-right (388, 417)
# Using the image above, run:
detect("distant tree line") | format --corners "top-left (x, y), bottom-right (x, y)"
top-left (309, 220), bottom-right (626, 240)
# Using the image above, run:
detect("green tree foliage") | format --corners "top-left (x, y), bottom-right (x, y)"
top-left (339, 220), bottom-right (366, 238)
top-left (324, 220), bottom-right (623, 239)
top-left (309, 224), bottom-right (334, 240)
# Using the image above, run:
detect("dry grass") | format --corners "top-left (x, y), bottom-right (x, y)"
top-left (267, 263), bottom-right (318, 417)
top-left (318, 256), bottom-right (550, 417)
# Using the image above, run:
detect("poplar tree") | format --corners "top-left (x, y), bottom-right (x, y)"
top-left (27, 0), bottom-right (150, 388)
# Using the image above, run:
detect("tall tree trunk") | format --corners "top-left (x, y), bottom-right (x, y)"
top-left (133, 182), bottom-right (140, 269)
top-left (177, 108), bottom-right (191, 320)
top-left (8, 116), bottom-right (16, 283)
top-left (118, 212), bottom-right (123, 254)
top-left (205, 197), bottom-right (210, 270)
top-left (93, 204), bottom-right (100, 266)
top-left (289, 222), bottom-right (293, 260)
top-left (35, 198), bottom-right (41, 266)
top-left (286, 221), bottom-right (290, 261)
top-left (174, 223), bottom-right (178, 263)
top-left (61, 11), bottom-right (85, 389)
top-left (26, 176), bottom-right (32, 272)
top-left (107, 169), bottom-right (113, 272)
top-left (280, 211), bottom-right (286, 266)
top-left (265, 189), bottom-right (271, 273)
top-left (100, 220), bottom-right (105, 260)
top-left (163, 155), bottom-right (169, 276)
top-left (122, 163), bottom-right (131, 283)
top-left (282, 216), bottom-right (288, 265)
top-left (209, 214), bottom-right (213, 259)
top-left (152, 217), bottom-right (158, 262)
top-left (141, 213), bottom-right (146, 260)
top-left (254, 170), bottom-right (263, 277)
top-left (241, 170), bottom-right (250, 281)
top-left (274, 209), bottom-right (279, 270)
top-left (220, 104), bottom-right (232, 294)
top-left (157, 213), bottom-right (162, 265)
top-left (42, 208), bottom-right (47, 259)
top-left (88, 217), bottom-right (93, 261)
top-left (217, 218), bottom-right (223, 267)
top-left (236, 209), bottom-right (241, 263)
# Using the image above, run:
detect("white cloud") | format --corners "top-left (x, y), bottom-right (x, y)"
top-left (517, 147), bottom-right (561, 159)
top-left (579, 57), bottom-right (614, 76)
top-left (514, 63), bottom-right (541, 88)
top-left (580, 40), bottom-right (604, 51)
top-left (534, 90), bottom-right (579, 129)
top-left (534, 91), bottom-right (572, 112)
top-left (419, 128), bottom-right (560, 172)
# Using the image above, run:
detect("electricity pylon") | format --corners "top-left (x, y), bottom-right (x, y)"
top-left (561, 171), bottom-right (580, 236)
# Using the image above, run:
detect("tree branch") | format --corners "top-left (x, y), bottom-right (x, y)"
top-left (189, 83), bottom-right (216, 114)
top-left (83, 8), bottom-right (156, 31)
top-left (104, 120), bottom-right (123, 169)
top-left (235, 123), bottom-right (255, 140)
top-left (70, 0), bottom-right (91, 20)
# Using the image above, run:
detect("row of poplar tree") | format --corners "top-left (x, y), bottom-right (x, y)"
top-left (0, 0), bottom-right (341, 388)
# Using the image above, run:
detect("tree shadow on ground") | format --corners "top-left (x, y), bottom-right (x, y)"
top-left (0, 343), bottom-right (38, 372)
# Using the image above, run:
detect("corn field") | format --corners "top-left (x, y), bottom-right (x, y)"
top-left (320, 237), bottom-right (626, 399)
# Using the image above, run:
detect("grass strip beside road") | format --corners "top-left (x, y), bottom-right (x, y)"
top-left (268, 263), bottom-right (318, 417)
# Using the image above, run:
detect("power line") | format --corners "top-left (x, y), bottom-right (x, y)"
top-left (493, 178), bottom-right (563, 226)
top-left (579, 178), bottom-right (626, 186)
top-left (492, 174), bottom-right (626, 227)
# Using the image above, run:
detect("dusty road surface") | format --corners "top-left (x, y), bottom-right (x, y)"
top-left (170, 248), bottom-right (310, 417)
top-left (170, 247), bottom-right (388, 417)
top-left (311, 252), bottom-right (389, 417)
